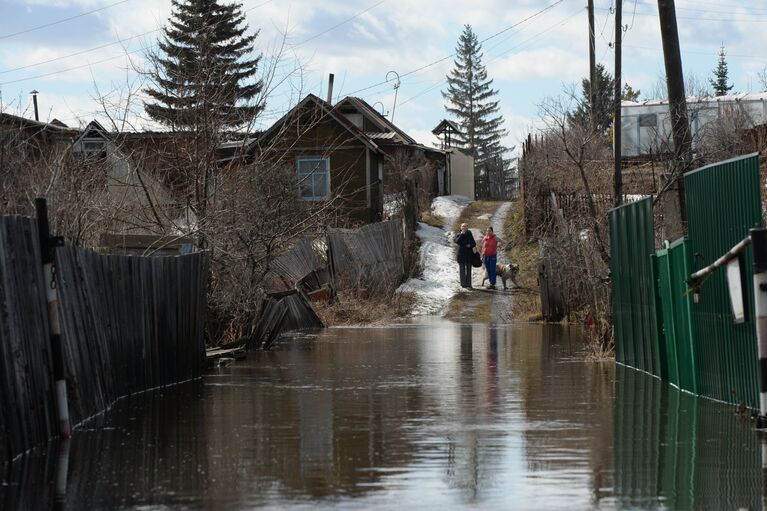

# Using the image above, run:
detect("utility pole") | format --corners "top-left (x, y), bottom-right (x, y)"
top-left (613, 0), bottom-right (623, 207)
top-left (588, 0), bottom-right (596, 130)
top-left (657, 0), bottom-right (693, 218)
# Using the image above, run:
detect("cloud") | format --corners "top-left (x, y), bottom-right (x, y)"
top-left (490, 47), bottom-right (585, 82)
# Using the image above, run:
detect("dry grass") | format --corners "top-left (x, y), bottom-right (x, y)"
top-left (451, 200), bottom-right (503, 233)
top-left (503, 200), bottom-right (542, 322)
top-left (420, 210), bottom-right (445, 228)
top-left (315, 290), bottom-right (417, 326)
top-left (580, 337), bottom-right (615, 361)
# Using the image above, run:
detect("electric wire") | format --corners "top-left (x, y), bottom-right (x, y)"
top-left (295, 0), bottom-right (387, 46)
top-left (397, 6), bottom-right (583, 108)
top-left (0, 0), bottom-right (275, 77)
top-left (344, 0), bottom-right (565, 97)
top-left (0, 0), bottom-right (132, 41)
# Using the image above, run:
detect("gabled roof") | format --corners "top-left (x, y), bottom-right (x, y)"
top-left (0, 112), bottom-right (80, 137)
top-left (334, 96), bottom-right (416, 144)
top-left (72, 119), bottom-right (110, 145)
top-left (253, 93), bottom-right (382, 154)
top-left (432, 119), bottom-right (461, 135)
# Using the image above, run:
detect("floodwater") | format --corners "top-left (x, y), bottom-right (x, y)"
top-left (2, 320), bottom-right (764, 510)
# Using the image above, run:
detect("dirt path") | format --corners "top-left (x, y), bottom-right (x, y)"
top-left (445, 201), bottom-right (517, 323)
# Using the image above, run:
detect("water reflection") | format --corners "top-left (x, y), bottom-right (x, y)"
top-left (0, 321), bottom-right (764, 509)
top-left (614, 364), bottom-right (763, 510)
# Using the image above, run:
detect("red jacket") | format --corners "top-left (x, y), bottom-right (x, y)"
top-left (482, 234), bottom-right (498, 256)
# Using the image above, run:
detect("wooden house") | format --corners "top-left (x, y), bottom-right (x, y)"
top-left (248, 94), bottom-right (449, 225)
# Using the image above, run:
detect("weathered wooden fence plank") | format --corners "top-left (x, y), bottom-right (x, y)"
top-left (0, 214), bottom-right (209, 461)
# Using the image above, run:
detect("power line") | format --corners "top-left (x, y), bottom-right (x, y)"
top-left (624, 43), bottom-right (767, 62)
top-left (295, 0), bottom-right (387, 46)
top-left (0, 49), bottom-right (144, 86)
top-left (0, 29), bottom-right (157, 75)
top-left (0, 0), bottom-right (132, 41)
top-left (596, 6), bottom-right (767, 23)
top-left (0, 0), bottom-right (278, 86)
top-left (397, 7), bottom-right (583, 107)
top-left (345, 0), bottom-right (565, 97)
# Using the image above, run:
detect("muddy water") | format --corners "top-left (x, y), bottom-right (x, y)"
top-left (1, 320), bottom-right (763, 510)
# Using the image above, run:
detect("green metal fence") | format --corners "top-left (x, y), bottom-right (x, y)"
top-left (652, 238), bottom-right (697, 394)
top-left (611, 153), bottom-right (763, 409)
top-left (685, 153), bottom-right (762, 407)
top-left (610, 197), bottom-right (658, 374)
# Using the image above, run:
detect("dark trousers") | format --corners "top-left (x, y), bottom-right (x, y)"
top-left (459, 262), bottom-right (472, 287)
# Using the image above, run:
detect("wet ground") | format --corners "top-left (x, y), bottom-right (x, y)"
top-left (2, 320), bottom-right (763, 510)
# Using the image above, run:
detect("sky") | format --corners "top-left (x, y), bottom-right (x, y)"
top-left (2, 0), bottom-right (767, 151)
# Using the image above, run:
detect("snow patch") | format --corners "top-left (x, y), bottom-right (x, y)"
top-left (397, 195), bottom-right (473, 316)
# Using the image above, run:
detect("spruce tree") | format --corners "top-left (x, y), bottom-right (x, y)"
top-left (709, 45), bottom-right (734, 97)
top-left (144, 0), bottom-right (263, 130)
top-left (442, 25), bottom-right (507, 170)
top-left (568, 63), bottom-right (615, 134)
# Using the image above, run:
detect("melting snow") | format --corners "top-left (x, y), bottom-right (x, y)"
top-left (397, 195), bottom-right (473, 316)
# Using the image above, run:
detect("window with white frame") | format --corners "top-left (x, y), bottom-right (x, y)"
top-left (296, 157), bottom-right (330, 200)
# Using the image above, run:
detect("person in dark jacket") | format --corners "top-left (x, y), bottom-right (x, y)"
top-left (454, 223), bottom-right (476, 288)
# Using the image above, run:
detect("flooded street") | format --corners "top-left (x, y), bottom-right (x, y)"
top-left (2, 320), bottom-right (763, 510)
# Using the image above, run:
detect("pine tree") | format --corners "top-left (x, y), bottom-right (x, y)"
top-left (709, 45), bottom-right (734, 96)
top-left (442, 25), bottom-right (507, 170)
top-left (568, 63), bottom-right (615, 133)
top-left (144, 0), bottom-right (263, 130)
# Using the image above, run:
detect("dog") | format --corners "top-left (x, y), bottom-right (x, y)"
top-left (482, 263), bottom-right (520, 290)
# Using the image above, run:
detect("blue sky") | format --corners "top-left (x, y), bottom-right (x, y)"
top-left (2, 0), bottom-right (767, 150)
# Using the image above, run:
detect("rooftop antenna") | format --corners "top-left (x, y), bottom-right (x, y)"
top-left (386, 71), bottom-right (400, 123)
top-left (30, 90), bottom-right (39, 121)
top-left (372, 101), bottom-right (388, 117)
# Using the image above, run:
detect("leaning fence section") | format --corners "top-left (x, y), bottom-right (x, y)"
top-left (327, 218), bottom-right (404, 293)
top-left (685, 154), bottom-right (762, 407)
top-left (0, 216), bottom-right (56, 463)
top-left (55, 245), bottom-right (208, 425)
top-left (609, 197), bottom-right (657, 374)
top-left (0, 214), bottom-right (209, 461)
top-left (611, 153), bottom-right (763, 409)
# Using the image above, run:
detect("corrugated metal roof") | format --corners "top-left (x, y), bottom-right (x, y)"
top-left (623, 91), bottom-right (767, 107)
top-left (364, 131), bottom-right (398, 140)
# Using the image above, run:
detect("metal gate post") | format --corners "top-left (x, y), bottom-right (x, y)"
top-left (35, 198), bottom-right (70, 438)
top-left (751, 228), bottom-right (767, 429)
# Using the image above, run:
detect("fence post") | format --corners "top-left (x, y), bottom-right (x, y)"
top-left (35, 198), bottom-right (70, 438)
top-left (752, 228), bottom-right (767, 429)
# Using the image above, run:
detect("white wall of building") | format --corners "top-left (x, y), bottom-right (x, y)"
top-left (621, 92), bottom-right (767, 157)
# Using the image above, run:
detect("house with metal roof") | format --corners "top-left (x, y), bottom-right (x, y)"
top-left (621, 92), bottom-right (767, 158)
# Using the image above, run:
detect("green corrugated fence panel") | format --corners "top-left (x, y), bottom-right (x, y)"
top-left (654, 248), bottom-right (679, 386)
top-left (668, 238), bottom-right (697, 394)
top-left (609, 197), bottom-right (657, 374)
top-left (685, 153), bottom-right (762, 408)
top-left (651, 253), bottom-right (670, 382)
top-left (610, 206), bottom-right (626, 365)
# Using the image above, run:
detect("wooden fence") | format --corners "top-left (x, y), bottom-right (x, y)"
top-left (327, 219), bottom-right (404, 294)
top-left (0, 216), bottom-right (56, 464)
top-left (0, 215), bottom-right (208, 462)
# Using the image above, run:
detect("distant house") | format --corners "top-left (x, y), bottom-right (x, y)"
top-left (432, 119), bottom-right (475, 199)
top-left (0, 112), bottom-right (79, 166)
top-left (71, 121), bottom-right (197, 241)
top-left (621, 92), bottom-right (767, 158)
top-left (248, 93), bottom-right (449, 224)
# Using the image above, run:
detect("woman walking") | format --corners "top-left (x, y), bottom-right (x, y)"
top-left (481, 226), bottom-right (502, 289)
top-left (454, 223), bottom-right (476, 288)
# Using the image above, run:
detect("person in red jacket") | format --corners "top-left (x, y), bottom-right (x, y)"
top-left (480, 226), bottom-right (503, 289)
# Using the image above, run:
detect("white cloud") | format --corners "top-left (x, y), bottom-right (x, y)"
top-left (491, 47), bottom-right (585, 82)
